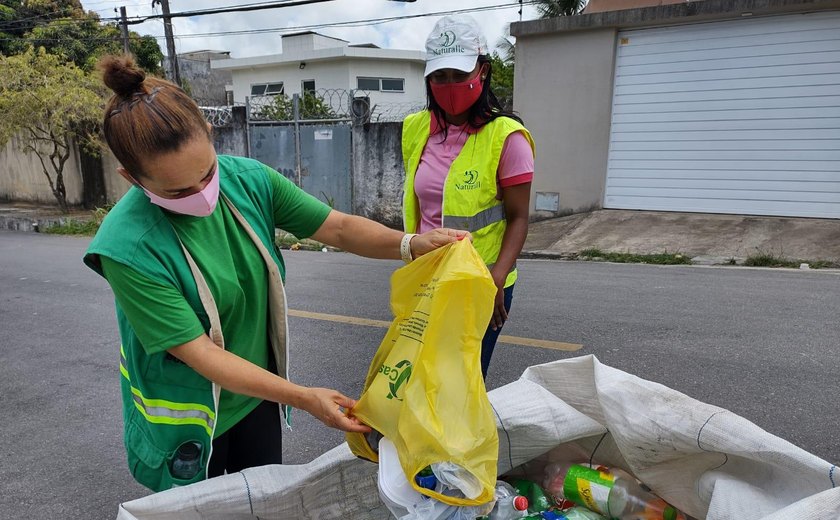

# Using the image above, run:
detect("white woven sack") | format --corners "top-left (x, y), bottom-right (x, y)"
top-left (116, 355), bottom-right (838, 520)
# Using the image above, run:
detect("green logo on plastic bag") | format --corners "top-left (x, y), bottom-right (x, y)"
top-left (380, 359), bottom-right (412, 401)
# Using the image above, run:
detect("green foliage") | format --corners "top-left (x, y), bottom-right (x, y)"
top-left (42, 203), bottom-right (111, 235)
top-left (0, 48), bottom-right (105, 210)
top-left (578, 248), bottom-right (692, 265)
top-left (259, 92), bottom-right (336, 121)
top-left (535, 0), bottom-right (588, 18)
top-left (1, 0), bottom-right (163, 75)
top-left (489, 51), bottom-right (514, 111)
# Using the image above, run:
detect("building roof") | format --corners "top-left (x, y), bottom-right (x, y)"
top-left (211, 45), bottom-right (424, 71)
top-left (511, 0), bottom-right (840, 36)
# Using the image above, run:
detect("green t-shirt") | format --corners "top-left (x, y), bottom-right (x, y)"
top-left (101, 166), bottom-right (330, 436)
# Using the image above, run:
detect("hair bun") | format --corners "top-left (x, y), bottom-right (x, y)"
top-left (99, 54), bottom-right (146, 97)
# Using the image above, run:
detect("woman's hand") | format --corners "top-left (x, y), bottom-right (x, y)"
top-left (410, 228), bottom-right (471, 259)
top-left (299, 387), bottom-right (371, 433)
top-left (490, 271), bottom-right (508, 331)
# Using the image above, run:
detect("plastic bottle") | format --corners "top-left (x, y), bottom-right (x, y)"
top-left (540, 507), bottom-right (608, 520)
top-left (416, 466), bottom-right (439, 491)
top-left (506, 478), bottom-right (553, 513)
top-left (486, 481), bottom-right (530, 520)
top-left (542, 463), bottom-right (686, 520)
top-left (170, 441), bottom-right (202, 480)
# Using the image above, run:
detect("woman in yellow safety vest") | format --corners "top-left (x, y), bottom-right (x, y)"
top-left (84, 54), bottom-right (467, 491)
top-left (402, 15), bottom-right (536, 378)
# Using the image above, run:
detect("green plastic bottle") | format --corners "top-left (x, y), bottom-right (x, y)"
top-left (506, 478), bottom-right (553, 513)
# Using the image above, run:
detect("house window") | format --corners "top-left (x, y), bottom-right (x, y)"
top-left (380, 78), bottom-right (404, 92)
top-left (356, 77), bottom-right (404, 92)
top-left (250, 82), bottom-right (284, 96)
top-left (302, 80), bottom-right (316, 93)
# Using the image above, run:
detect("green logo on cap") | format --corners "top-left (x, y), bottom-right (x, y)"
top-left (440, 30), bottom-right (456, 47)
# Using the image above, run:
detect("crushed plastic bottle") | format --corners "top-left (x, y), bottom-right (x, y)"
top-left (543, 463), bottom-right (686, 520)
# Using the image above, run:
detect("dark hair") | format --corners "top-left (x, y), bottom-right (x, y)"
top-left (425, 54), bottom-right (523, 138)
top-left (98, 54), bottom-right (210, 178)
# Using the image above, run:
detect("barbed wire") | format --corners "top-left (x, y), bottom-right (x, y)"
top-left (243, 88), bottom-right (426, 123)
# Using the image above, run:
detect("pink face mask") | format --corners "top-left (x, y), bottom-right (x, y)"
top-left (430, 74), bottom-right (484, 116)
top-left (140, 161), bottom-right (220, 217)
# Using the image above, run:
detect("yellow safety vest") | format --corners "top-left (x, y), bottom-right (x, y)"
top-left (402, 110), bottom-right (535, 288)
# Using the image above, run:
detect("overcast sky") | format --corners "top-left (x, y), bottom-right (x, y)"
top-left (81, 0), bottom-right (541, 59)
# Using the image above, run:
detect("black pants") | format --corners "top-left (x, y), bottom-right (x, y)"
top-left (207, 399), bottom-right (283, 477)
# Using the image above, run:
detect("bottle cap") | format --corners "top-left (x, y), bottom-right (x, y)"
top-left (513, 496), bottom-right (529, 511)
top-left (178, 442), bottom-right (200, 461)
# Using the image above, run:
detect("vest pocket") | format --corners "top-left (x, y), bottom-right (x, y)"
top-left (125, 412), bottom-right (207, 492)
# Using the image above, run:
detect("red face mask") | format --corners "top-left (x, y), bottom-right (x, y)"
top-left (430, 74), bottom-right (484, 116)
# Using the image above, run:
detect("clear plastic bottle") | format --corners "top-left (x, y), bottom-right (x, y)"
top-left (542, 463), bottom-right (686, 520)
top-left (487, 481), bottom-right (530, 520)
top-left (170, 441), bottom-right (202, 480)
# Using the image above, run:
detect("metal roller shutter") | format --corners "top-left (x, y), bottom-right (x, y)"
top-left (604, 12), bottom-right (840, 218)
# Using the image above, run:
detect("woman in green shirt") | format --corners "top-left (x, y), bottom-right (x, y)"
top-left (85, 54), bottom-right (467, 490)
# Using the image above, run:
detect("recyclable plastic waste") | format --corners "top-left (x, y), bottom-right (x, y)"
top-left (543, 463), bottom-right (687, 520)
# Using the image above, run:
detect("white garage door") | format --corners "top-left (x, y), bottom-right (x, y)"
top-left (604, 12), bottom-right (840, 218)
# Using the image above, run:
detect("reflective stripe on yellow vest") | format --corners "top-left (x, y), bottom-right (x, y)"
top-left (402, 110), bottom-right (534, 288)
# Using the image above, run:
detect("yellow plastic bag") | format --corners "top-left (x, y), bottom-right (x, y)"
top-left (346, 239), bottom-right (499, 507)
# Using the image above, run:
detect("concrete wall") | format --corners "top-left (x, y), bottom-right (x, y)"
top-left (351, 122), bottom-right (404, 228)
top-left (584, 0), bottom-right (687, 13)
top-left (514, 28), bottom-right (617, 218)
top-left (0, 134), bottom-right (85, 205)
top-left (228, 61), bottom-right (350, 104)
top-left (171, 52), bottom-right (233, 105)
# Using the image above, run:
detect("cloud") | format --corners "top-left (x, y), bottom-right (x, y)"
top-left (84, 0), bottom-right (537, 58)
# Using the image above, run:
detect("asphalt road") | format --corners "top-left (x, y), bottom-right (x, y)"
top-left (1, 231), bottom-right (837, 519)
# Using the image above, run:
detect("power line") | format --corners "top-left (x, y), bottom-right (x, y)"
top-left (0, 1), bottom-right (537, 45)
top-left (141, 2), bottom-right (538, 39)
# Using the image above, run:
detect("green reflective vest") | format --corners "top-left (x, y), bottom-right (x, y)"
top-left (84, 155), bottom-right (288, 492)
top-left (402, 110), bottom-right (534, 288)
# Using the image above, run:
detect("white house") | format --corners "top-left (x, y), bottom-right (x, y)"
top-left (512, 0), bottom-right (840, 219)
top-left (211, 32), bottom-right (427, 114)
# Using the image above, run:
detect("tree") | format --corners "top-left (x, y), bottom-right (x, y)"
top-left (1, 1), bottom-right (163, 74)
top-left (534, 0), bottom-right (588, 18)
top-left (258, 92), bottom-right (336, 121)
top-left (0, 48), bottom-right (104, 211)
top-left (489, 52), bottom-right (514, 112)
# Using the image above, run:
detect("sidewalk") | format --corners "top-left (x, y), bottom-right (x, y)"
top-left (4, 202), bottom-right (840, 264)
top-left (0, 202), bottom-right (92, 233)
top-left (524, 209), bottom-right (840, 264)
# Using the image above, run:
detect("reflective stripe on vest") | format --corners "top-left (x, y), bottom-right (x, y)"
top-left (444, 205), bottom-right (506, 233)
top-left (119, 345), bottom-right (216, 436)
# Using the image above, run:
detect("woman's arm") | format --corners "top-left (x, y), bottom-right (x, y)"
top-left (168, 335), bottom-right (370, 433)
top-left (310, 210), bottom-right (469, 260)
top-left (489, 182), bottom-right (531, 330)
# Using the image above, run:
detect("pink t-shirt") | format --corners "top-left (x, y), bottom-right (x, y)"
top-left (414, 119), bottom-right (534, 234)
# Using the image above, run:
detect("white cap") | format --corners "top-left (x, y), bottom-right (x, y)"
top-left (424, 15), bottom-right (488, 77)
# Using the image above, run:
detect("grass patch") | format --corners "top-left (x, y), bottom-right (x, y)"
top-left (578, 248), bottom-right (691, 265)
top-left (42, 205), bottom-right (112, 236)
top-left (42, 218), bottom-right (99, 236)
top-left (275, 231), bottom-right (332, 252)
top-left (744, 252), bottom-right (839, 269)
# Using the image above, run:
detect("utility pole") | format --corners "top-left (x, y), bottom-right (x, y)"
top-left (153, 0), bottom-right (181, 87)
top-left (119, 6), bottom-right (130, 53)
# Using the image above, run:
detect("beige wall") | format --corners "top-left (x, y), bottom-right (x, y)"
top-left (514, 28), bottom-right (617, 218)
top-left (102, 151), bottom-right (131, 203)
top-left (0, 134), bottom-right (85, 205)
top-left (0, 133), bottom-right (130, 207)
